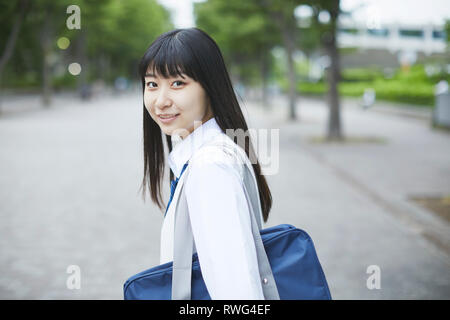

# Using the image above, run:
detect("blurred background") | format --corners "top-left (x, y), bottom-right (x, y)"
top-left (0, 0), bottom-right (449, 299)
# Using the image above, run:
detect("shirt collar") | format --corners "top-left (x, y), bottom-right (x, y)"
top-left (168, 117), bottom-right (222, 178)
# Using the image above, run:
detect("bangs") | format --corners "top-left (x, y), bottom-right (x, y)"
top-left (139, 34), bottom-right (197, 81)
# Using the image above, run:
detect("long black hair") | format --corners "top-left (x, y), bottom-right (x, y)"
top-left (138, 27), bottom-right (272, 222)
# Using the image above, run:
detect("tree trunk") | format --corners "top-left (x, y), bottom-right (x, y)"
top-left (41, 12), bottom-right (53, 107)
top-left (270, 10), bottom-right (298, 121)
top-left (260, 48), bottom-right (270, 109)
top-left (76, 29), bottom-right (89, 100)
top-left (281, 26), bottom-right (297, 120)
top-left (325, 0), bottom-right (343, 141)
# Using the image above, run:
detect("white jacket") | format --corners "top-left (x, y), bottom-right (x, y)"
top-left (160, 117), bottom-right (265, 300)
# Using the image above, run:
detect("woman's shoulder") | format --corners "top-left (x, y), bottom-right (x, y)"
top-left (189, 133), bottom-right (248, 179)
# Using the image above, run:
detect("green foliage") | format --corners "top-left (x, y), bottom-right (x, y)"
top-left (295, 59), bottom-right (310, 79)
top-left (298, 81), bottom-right (326, 94)
top-left (293, 64), bottom-right (437, 106)
top-left (53, 72), bottom-right (77, 89)
top-left (1, 0), bottom-right (173, 88)
top-left (2, 72), bottom-right (40, 88)
top-left (194, 0), bottom-right (282, 83)
top-left (1, 0), bottom-right (445, 110)
top-left (341, 68), bottom-right (384, 82)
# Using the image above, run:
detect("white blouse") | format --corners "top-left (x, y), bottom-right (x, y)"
top-left (160, 117), bottom-right (265, 300)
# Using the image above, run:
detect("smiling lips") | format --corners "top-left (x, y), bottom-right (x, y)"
top-left (158, 113), bottom-right (180, 123)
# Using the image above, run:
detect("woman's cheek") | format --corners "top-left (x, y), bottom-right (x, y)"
top-left (143, 93), bottom-right (153, 114)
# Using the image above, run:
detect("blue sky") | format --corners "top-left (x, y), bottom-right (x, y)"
top-left (157, 0), bottom-right (450, 28)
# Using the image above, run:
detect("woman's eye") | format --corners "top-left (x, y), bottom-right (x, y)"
top-left (146, 80), bottom-right (184, 89)
top-left (173, 80), bottom-right (184, 87)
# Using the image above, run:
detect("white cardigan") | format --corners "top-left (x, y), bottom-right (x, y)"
top-left (160, 117), bottom-right (265, 300)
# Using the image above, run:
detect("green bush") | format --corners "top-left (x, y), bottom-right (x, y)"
top-left (293, 64), bottom-right (437, 106)
top-left (371, 79), bottom-right (434, 105)
top-left (298, 81), bottom-right (327, 95)
top-left (2, 71), bottom-right (40, 88)
top-left (341, 68), bottom-right (383, 82)
top-left (296, 79), bottom-right (434, 106)
top-left (53, 73), bottom-right (77, 90)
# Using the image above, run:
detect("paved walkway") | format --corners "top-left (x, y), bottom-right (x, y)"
top-left (0, 91), bottom-right (449, 299)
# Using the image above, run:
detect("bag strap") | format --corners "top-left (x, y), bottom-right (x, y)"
top-left (171, 154), bottom-right (280, 300)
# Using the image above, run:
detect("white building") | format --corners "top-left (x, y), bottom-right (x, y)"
top-left (337, 21), bottom-right (447, 55)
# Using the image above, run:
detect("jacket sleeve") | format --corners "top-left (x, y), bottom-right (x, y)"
top-left (184, 151), bottom-right (265, 300)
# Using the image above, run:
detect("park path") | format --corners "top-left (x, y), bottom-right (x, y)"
top-left (0, 91), bottom-right (449, 299)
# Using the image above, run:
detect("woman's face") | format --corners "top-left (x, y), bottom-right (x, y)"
top-left (143, 66), bottom-right (213, 139)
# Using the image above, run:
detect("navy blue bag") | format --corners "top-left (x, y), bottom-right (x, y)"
top-left (124, 145), bottom-right (332, 300)
top-left (124, 224), bottom-right (331, 299)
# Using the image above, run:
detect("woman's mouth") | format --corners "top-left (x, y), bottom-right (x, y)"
top-left (158, 113), bottom-right (180, 124)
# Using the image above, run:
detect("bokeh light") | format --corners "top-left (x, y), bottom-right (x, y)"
top-left (57, 37), bottom-right (70, 50)
top-left (68, 62), bottom-right (81, 75)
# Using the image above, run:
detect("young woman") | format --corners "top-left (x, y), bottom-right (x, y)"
top-left (139, 27), bottom-right (273, 300)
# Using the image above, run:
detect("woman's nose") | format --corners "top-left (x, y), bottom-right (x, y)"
top-left (154, 86), bottom-right (172, 109)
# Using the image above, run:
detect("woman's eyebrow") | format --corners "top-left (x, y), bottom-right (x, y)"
top-left (145, 73), bottom-right (157, 78)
